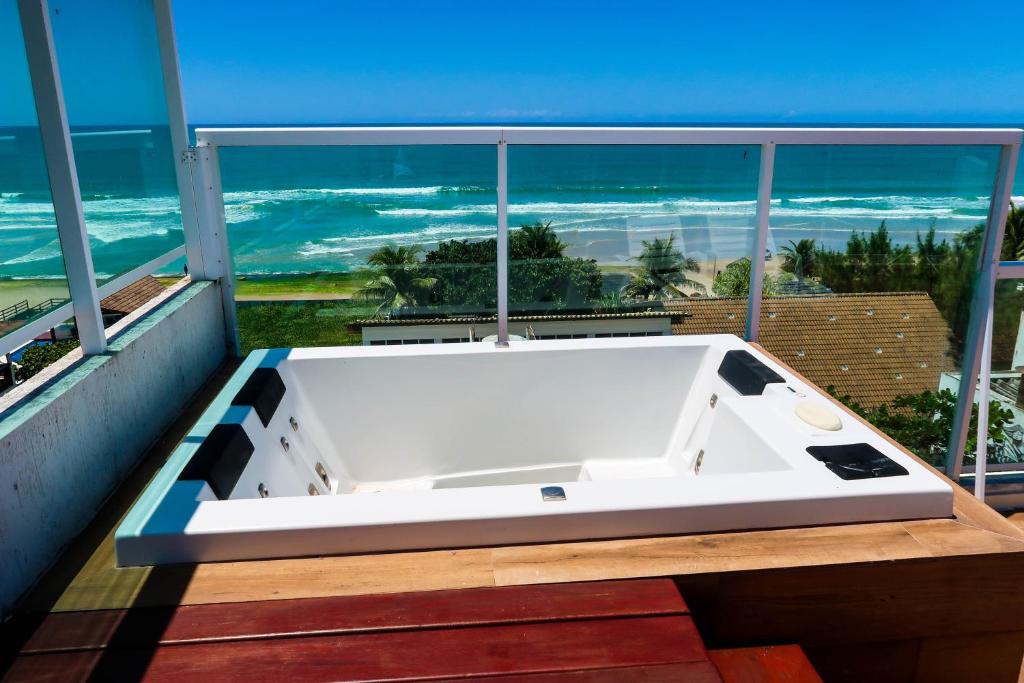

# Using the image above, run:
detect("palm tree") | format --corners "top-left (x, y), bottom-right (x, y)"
top-left (512, 221), bottom-right (567, 260)
top-left (914, 224), bottom-right (947, 294)
top-left (779, 238), bottom-right (816, 278)
top-left (623, 234), bottom-right (705, 299)
top-left (1001, 202), bottom-right (1024, 261)
top-left (354, 244), bottom-right (436, 317)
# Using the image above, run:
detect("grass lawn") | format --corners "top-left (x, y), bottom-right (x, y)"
top-left (235, 272), bottom-right (367, 298)
top-left (237, 300), bottom-right (378, 354)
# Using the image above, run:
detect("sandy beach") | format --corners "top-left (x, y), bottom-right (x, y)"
top-left (0, 280), bottom-right (70, 312)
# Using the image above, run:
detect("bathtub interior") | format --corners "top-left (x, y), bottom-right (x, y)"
top-left (223, 341), bottom-right (799, 501)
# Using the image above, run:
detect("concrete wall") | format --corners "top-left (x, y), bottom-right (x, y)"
top-left (0, 280), bottom-right (227, 617)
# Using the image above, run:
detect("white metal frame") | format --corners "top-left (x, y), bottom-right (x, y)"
top-left (745, 142), bottom-right (776, 340)
top-left (947, 143), bottom-right (1020, 481)
top-left (17, 0), bottom-right (106, 355)
top-left (153, 0), bottom-right (206, 279)
top-left (495, 139), bottom-right (509, 343)
top-left (196, 127), bottom-right (1023, 147)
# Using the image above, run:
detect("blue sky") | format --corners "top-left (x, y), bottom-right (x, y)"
top-left (3, 0), bottom-right (1024, 125)
top-left (172, 0), bottom-right (1024, 124)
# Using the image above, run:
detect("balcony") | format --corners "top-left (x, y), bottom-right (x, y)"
top-left (3, 0), bottom-right (1024, 680)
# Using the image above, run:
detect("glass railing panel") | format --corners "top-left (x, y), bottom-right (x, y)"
top-left (506, 145), bottom-right (760, 339)
top-left (0, 0), bottom-right (71, 360)
top-left (980, 275), bottom-right (1024, 468)
top-left (762, 144), bottom-right (1003, 467)
top-left (218, 145), bottom-right (498, 353)
top-left (49, 0), bottom-right (185, 286)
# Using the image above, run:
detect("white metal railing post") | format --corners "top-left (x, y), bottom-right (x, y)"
top-left (947, 142), bottom-right (1020, 478)
top-left (153, 0), bottom-right (206, 279)
top-left (17, 0), bottom-right (106, 355)
top-left (745, 142), bottom-right (776, 341)
top-left (193, 144), bottom-right (241, 355)
top-left (974, 304), bottom-right (993, 501)
top-left (496, 136), bottom-right (509, 343)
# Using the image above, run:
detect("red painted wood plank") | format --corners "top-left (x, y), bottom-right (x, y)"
top-left (6, 615), bottom-right (708, 683)
top-left (709, 646), bottom-right (822, 683)
top-left (21, 579), bottom-right (686, 653)
top-left (442, 662), bottom-right (723, 681)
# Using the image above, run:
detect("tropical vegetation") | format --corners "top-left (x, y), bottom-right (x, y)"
top-left (355, 222), bottom-right (603, 316)
top-left (828, 386), bottom-right (1014, 467)
top-left (353, 245), bottom-right (437, 316)
top-left (711, 257), bottom-right (782, 297)
top-left (622, 234), bottom-right (704, 299)
top-left (17, 339), bottom-right (80, 380)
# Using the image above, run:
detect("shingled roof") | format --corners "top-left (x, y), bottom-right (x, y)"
top-left (665, 292), bottom-right (955, 408)
top-left (100, 276), bottom-right (167, 316)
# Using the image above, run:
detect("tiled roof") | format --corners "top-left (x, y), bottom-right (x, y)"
top-left (666, 292), bottom-right (954, 408)
top-left (100, 276), bottom-right (167, 315)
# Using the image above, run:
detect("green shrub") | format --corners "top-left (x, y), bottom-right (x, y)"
top-left (17, 339), bottom-right (80, 380)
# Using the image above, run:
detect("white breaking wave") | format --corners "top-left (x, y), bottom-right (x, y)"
top-left (1, 239), bottom-right (63, 265)
top-left (322, 224), bottom-right (498, 245)
top-left (0, 195), bottom-right (182, 245)
top-left (375, 207), bottom-right (487, 218)
top-left (374, 196), bottom-right (989, 222)
top-left (297, 242), bottom-right (357, 257)
top-left (220, 186), bottom-right (457, 205)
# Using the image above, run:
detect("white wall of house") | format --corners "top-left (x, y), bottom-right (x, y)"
top-left (360, 317), bottom-right (673, 345)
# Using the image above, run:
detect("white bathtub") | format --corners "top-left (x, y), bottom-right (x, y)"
top-left (116, 335), bottom-right (953, 566)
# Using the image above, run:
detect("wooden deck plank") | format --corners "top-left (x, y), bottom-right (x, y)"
top-left (22, 579), bottom-right (685, 653)
top-left (489, 522), bottom-right (926, 587)
top-left (709, 646), bottom-right (822, 682)
top-left (902, 518), bottom-right (1024, 556)
top-left (4, 616), bottom-right (710, 683)
top-left (440, 663), bottom-right (723, 681)
top-left (39, 495), bottom-right (1024, 614)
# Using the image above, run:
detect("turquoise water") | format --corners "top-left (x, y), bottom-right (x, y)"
top-left (2, 126), bottom-right (1023, 278)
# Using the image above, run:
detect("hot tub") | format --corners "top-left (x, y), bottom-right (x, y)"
top-left (116, 335), bottom-right (953, 566)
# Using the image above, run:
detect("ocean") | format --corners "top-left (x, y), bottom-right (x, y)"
top-left (2, 126), bottom-right (1023, 280)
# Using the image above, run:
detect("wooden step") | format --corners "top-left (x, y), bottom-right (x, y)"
top-left (5, 578), bottom-right (722, 682)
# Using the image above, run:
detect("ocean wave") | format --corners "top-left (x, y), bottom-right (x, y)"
top-left (1, 239), bottom-right (63, 265)
top-left (221, 185), bottom-right (488, 204)
top-left (373, 196), bottom-right (990, 222)
top-left (375, 207), bottom-right (486, 218)
top-left (297, 242), bottom-right (357, 257)
top-left (323, 224), bottom-right (498, 245)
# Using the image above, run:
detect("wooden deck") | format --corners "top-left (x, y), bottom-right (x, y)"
top-left (5, 579), bottom-right (726, 681)
top-left (4, 346), bottom-right (1024, 681)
